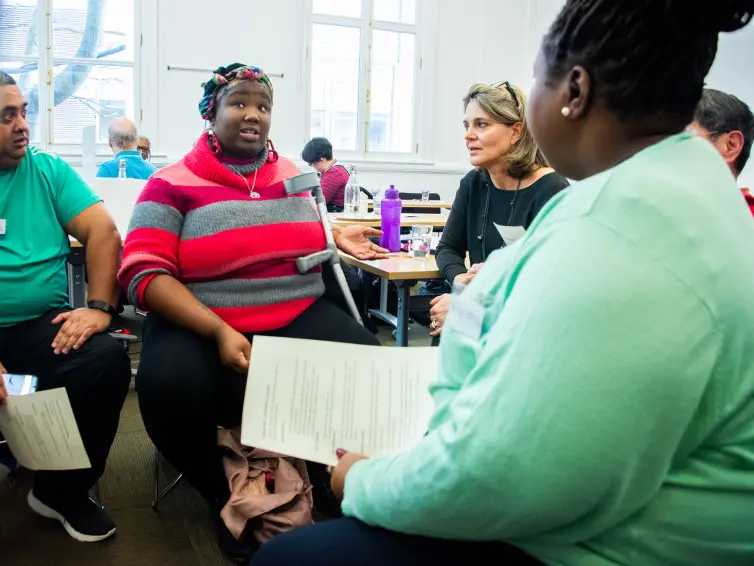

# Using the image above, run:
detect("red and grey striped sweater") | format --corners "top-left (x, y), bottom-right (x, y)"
top-left (118, 135), bottom-right (327, 333)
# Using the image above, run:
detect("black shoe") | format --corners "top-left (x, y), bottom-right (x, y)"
top-left (28, 490), bottom-right (116, 542)
top-left (210, 499), bottom-right (259, 564)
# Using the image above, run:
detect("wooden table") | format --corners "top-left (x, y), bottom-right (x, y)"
top-left (331, 213), bottom-right (447, 228)
top-left (368, 200), bottom-right (452, 210)
top-left (340, 252), bottom-right (443, 347)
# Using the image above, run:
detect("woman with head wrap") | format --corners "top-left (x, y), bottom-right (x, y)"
top-left (118, 63), bottom-right (386, 561)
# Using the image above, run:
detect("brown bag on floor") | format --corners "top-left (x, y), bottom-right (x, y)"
top-left (217, 428), bottom-right (314, 545)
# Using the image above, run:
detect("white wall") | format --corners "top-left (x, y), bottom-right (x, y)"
top-left (91, 0), bottom-right (753, 195)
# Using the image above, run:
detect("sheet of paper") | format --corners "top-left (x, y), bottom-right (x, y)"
top-left (242, 337), bottom-right (437, 467)
top-left (494, 223), bottom-right (526, 246)
top-left (0, 388), bottom-right (91, 471)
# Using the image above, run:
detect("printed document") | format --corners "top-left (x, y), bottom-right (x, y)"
top-left (0, 388), bottom-right (91, 470)
top-left (242, 337), bottom-right (437, 466)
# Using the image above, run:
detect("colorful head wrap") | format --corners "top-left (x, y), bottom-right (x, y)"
top-left (199, 63), bottom-right (273, 120)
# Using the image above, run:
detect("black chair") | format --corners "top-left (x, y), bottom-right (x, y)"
top-left (399, 191), bottom-right (442, 214)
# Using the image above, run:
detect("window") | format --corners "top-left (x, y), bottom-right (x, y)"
top-left (0, 0), bottom-right (138, 150)
top-left (309, 0), bottom-right (421, 155)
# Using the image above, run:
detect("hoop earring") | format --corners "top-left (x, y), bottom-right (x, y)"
top-left (266, 139), bottom-right (279, 163)
top-left (561, 107), bottom-right (572, 117)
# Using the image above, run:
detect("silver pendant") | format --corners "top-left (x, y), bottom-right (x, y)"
top-left (249, 191), bottom-right (261, 199)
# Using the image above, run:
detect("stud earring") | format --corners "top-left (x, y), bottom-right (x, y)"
top-left (561, 107), bottom-right (572, 117)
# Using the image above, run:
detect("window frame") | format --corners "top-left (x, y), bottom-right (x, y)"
top-left (305, 0), bottom-right (425, 160)
top-left (0, 0), bottom-right (141, 154)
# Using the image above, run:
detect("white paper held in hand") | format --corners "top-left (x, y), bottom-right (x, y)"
top-left (241, 336), bottom-right (437, 467)
top-left (0, 388), bottom-right (91, 471)
top-left (494, 223), bottom-right (526, 246)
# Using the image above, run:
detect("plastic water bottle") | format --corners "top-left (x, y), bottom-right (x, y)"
top-left (379, 184), bottom-right (402, 252)
top-left (344, 165), bottom-right (361, 215)
top-left (117, 158), bottom-right (127, 179)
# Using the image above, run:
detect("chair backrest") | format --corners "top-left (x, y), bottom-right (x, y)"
top-left (359, 186), bottom-right (373, 198)
top-left (399, 191), bottom-right (442, 214)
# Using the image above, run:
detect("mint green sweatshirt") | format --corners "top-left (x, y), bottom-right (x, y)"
top-left (341, 134), bottom-right (754, 566)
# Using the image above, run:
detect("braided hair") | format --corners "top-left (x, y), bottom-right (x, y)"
top-left (541, 0), bottom-right (754, 127)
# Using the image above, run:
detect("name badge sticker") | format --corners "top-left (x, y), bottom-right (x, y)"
top-left (0, 219), bottom-right (6, 236)
top-left (445, 293), bottom-right (486, 341)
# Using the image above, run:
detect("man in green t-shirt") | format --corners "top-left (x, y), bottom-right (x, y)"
top-left (0, 72), bottom-right (130, 542)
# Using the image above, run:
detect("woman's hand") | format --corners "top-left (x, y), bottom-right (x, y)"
top-left (330, 448), bottom-right (369, 500)
top-left (214, 325), bottom-right (252, 374)
top-left (453, 262), bottom-right (485, 287)
top-left (429, 293), bottom-right (451, 337)
top-left (333, 225), bottom-right (390, 260)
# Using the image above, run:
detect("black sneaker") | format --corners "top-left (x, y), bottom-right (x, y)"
top-left (210, 499), bottom-right (259, 564)
top-left (28, 490), bottom-right (116, 542)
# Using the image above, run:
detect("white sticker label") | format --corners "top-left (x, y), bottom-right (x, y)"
top-left (445, 294), bottom-right (485, 341)
top-left (0, 219), bottom-right (6, 235)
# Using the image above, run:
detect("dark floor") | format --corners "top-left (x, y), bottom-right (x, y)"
top-left (0, 319), bottom-right (432, 566)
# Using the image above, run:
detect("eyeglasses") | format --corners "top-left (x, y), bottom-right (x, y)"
top-left (491, 81), bottom-right (520, 108)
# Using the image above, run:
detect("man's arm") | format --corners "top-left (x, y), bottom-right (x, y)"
top-left (66, 202), bottom-right (121, 308)
top-left (46, 202), bottom-right (121, 354)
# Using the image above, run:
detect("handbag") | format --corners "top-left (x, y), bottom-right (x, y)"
top-left (217, 428), bottom-right (314, 546)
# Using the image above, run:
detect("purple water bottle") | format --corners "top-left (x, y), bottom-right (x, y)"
top-left (379, 185), bottom-right (402, 252)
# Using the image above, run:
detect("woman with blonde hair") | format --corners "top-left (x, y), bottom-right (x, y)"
top-left (429, 81), bottom-right (568, 338)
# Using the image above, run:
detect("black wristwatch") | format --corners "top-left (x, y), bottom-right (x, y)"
top-left (87, 300), bottom-right (117, 317)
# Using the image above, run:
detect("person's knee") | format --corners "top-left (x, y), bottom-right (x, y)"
top-left (77, 335), bottom-right (131, 393)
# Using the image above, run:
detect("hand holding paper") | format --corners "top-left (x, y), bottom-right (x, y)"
top-left (0, 387), bottom-right (91, 471)
top-left (241, 336), bottom-right (437, 466)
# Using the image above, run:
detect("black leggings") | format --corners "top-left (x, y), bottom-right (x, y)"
top-left (136, 298), bottom-right (379, 500)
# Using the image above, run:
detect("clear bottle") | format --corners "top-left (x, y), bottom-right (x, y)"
top-left (344, 165), bottom-right (361, 215)
top-left (117, 158), bottom-right (127, 179)
top-left (379, 184), bottom-right (402, 252)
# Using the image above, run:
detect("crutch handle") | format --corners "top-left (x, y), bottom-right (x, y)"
top-left (296, 250), bottom-right (335, 274)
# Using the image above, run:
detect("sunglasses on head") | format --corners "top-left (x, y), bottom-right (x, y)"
top-left (491, 81), bottom-right (520, 108)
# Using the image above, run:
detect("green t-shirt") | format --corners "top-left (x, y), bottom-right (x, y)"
top-left (0, 147), bottom-right (101, 326)
top-left (341, 133), bottom-right (754, 565)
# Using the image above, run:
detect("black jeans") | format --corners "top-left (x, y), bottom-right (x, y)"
top-left (0, 308), bottom-right (131, 505)
top-left (136, 298), bottom-right (380, 500)
top-left (251, 517), bottom-right (544, 566)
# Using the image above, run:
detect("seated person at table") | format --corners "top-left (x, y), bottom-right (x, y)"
top-left (252, 1), bottom-right (754, 565)
top-left (0, 72), bottom-right (130, 542)
top-left (118, 63), bottom-right (386, 562)
top-left (690, 88), bottom-right (754, 215)
top-left (97, 117), bottom-right (157, 180)
top-left (137, 134), bottom-right (152, 162)
top-left (302, 136), bottom-right (349, 212)
top-left (429, 82), bottom-right (568, 340)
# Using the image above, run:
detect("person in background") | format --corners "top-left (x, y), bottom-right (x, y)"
top-left (251, 1), bottom-right (754, 565)
top-left (302, 137), bottom-right (349, 212)
top-left (429, 82), bottom-right (568, 341)
top-left (97, 117), bottom-right (157, 180)
top-left (690, 88), bottom-right (754, 215)
top-left (0, 71), bottom-right (130, 543)
top-left (137, 135), bottom-right (152, 162)
top-left (119, 63), bottom-right (387, 563)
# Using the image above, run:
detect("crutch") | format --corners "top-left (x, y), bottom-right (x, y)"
top-left (284, 172), bottom-right (364, 326)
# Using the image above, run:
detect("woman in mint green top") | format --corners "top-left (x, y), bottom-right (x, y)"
top-left (252, 2), bottom-right (754, 565)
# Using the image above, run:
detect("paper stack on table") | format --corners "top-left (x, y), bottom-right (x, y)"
top-left (241, 336), bottom-right (437, 467)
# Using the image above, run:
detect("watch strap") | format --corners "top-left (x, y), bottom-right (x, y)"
top-left (87, 300), bottom-right (116, 316)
